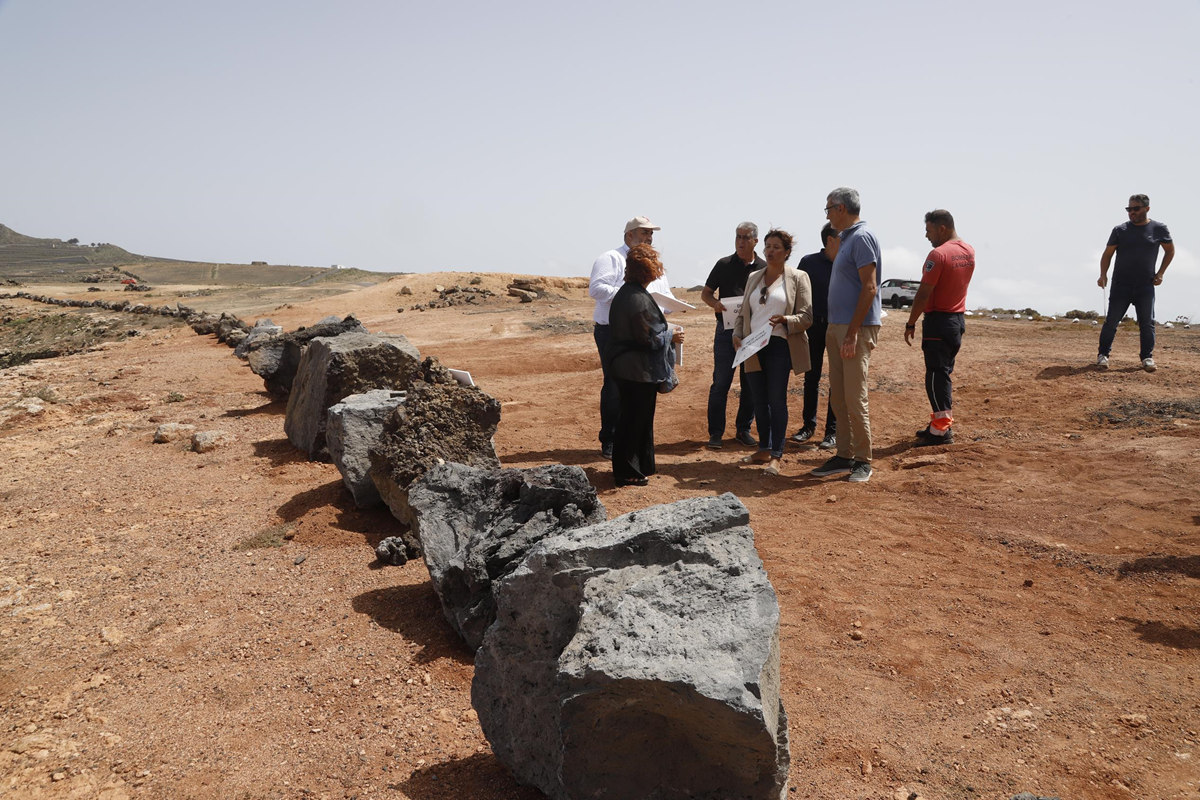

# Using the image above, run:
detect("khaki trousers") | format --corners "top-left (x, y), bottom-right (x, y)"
top-left (825, 324), bottom-right (880, 463)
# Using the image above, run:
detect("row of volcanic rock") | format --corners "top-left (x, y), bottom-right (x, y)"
top-left (7, 290), bottom-right (792, 799)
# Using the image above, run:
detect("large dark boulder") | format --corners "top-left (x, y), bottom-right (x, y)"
top-left (326, 389), bottom-right (408, 508)
top-left (245, 315), bottom-right (366, 397)
top-left (283, 332), bottom-right (422, 460)
top-left (368, 359), bottom-right (501, 521)
top-left (406, 462), bottom-right (605, 650)
top-left (473, 493), bottom-right (790, 800)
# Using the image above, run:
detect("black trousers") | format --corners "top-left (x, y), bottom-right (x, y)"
top-left (613, 378), bottom-right (658, 485)
top-left (801, 320), bottom-right (836, 435)
top-left (706, 322), bottom-right (754, 438)
top-left (594, 324), bottom-right (620, 445)
top-left (922, 312), bottom-right (965, 414)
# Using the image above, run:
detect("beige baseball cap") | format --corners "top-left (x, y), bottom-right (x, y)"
top-left (624, 215), bottom-right (661, 233)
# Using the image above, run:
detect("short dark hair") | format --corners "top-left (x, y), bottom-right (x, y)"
top-left (924, 209), bottom-right (955, 229)
top-left (820, 223), bottom-right (836, 248)
top-left (624, 243), bottom-right (664, 284)
top-left (1130, 194), bottom-right (1149, 207)
top-left (764, 228), bottom-right (794, 262)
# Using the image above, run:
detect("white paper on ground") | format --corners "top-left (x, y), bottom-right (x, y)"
top-left (447, 369), bottom-right (474, 387)
top-left (720, 296), bottom-right (743, 330)
top-left (731, 325), bottom-right (772, 369)
top-left (651, 292), bottom-right (696, 313)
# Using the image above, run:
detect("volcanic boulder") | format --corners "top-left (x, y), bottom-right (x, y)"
top-left (326, 389), bottom-right (408, 508)
top-left (368, 363), bottom-right (501, 522)
top-left (284, 332), bottom-right (422, 460)
top-left (473, 493), bottom-right (790, 800)
top-left (406, 462), bottom-right (605, 650)
top-left (234, 318), bottom-right (283, 360)
top-left (246, 315), bottom-right (367, 397)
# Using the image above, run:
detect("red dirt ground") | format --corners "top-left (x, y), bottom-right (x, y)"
top-left (2, 273), bottom-right (1198, 799)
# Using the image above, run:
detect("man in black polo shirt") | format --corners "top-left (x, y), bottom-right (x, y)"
top-left (702, 222), bottom-right (764, 449)
top-left (1097, 193), bottom-right (1175, 372)
top-left (790, 223), bottom-right (839, 449)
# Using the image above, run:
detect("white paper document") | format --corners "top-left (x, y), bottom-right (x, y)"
top-left (731, 326), bottom-right (772, 369)
top-left (673, 341), bottom-right (682, 366)
top-left (447, 368), bottom-right (475, 387)
top-left (651, 292), bottom-right (696, 313)
top-left (720, 296), bottom-right (744, 331)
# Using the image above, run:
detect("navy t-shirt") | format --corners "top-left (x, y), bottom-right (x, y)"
top-left (1108, 220), bottom-right (1172, 286)
top-left (797, 251), bottom-right (834, 322)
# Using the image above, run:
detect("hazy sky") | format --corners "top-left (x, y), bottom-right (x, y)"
top-left (2, 1), bottom-right (1197, 319)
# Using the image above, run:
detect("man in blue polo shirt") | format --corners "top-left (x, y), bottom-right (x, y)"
top-left (811, 187), bottom-right (881, 484)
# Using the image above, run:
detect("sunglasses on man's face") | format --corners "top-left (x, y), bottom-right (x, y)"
top-left (1126, 205), bottom-right (1145, 212)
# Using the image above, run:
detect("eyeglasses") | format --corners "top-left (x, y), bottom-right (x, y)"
top-left (1125, 205), bottom-right (1145, 212)
top-left (735, 234), bottom-right (756, 242)
top-left (824, 204), bottom-right (840, 214)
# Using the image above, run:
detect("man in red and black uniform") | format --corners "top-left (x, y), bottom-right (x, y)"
top-left (904, 209), bottom-right (975, 446)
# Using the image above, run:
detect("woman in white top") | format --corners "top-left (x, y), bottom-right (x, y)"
top-left (732, 229), bottom-right (814, 475)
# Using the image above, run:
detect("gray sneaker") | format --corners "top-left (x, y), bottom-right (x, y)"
top-left (848, 461), bottom-right (873, 483)
top-left (1142, 357), bottom-right (1157, 372)
top-left (1096, 354), bottom-right (1109, 369)
top-left (811, 456), bottom-right (853, 477)
top-left (818, 432), bottom-right (837, 450)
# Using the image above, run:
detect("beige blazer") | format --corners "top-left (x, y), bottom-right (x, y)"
top-left (732, 265), bottom-right (813, 375)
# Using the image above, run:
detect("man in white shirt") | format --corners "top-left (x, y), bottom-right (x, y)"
top-left (589, 216), bottom-right (678, 458)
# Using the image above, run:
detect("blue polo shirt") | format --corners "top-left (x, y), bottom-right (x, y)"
top-left (828, 221), bottom-right (882, 326)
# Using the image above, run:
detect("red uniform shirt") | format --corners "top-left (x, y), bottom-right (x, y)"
top-left (921, 239), bottom-right (975, 313)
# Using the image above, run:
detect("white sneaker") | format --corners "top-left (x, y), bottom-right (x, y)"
top-left (1142, 357), bottom-right (1157, 372)
top-left (1096, 354), bottom-right (1109, 368)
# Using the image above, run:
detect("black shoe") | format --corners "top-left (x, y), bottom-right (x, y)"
top-left (790, 426), bottom-right (815, 443)
top-left (734, 430), bottom-right (758, 447)
top-left (848, 461), bottom-right (873, 483)
top-left (811, 455), bottom-right (854, 477)
top-left (706, 436), bottom-right (723, 450)
top-left (601, 442), bottom-right (614, 459)
top-left (817, 432), bottom-right (837, 450)
top-left (615, 477), bottom-right (649, 487)
top-left (914, 427), bottom-right (953, 446)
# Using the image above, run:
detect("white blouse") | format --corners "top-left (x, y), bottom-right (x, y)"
top-left (750, 274), bottom-right (789, 338)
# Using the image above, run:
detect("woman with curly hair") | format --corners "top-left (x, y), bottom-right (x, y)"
top-left (603, 243), bottom-right (685, 487)
top-left (732, 228), bottom-right (813, 475)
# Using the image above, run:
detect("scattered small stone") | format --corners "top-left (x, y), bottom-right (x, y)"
top-left (400, 286), bottom-right (413, 296)
top-left (375, 536), bottom-right (410, 566)
top-left (433, 284), bottom-right (445, 293)
top-left (293, 554), bottom-right (307, 565)
top-left (153, 423), bottom-right (196, 443)
top-left (51, 771), bottom-right (65, 782)
top-left (1023, 579), bottom-right (1034, 587)
top-left (1120, 713), bottom-right (1147, 728)
top-left (191, 430), bottom-right (232, 453)
top-left (826, 495), bottom-right (838, 503)
top-left (849, 630), bottom-right (864, 641)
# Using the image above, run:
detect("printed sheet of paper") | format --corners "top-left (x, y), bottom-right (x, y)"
top-left (673, 341), bottom-right (682, 367)
top-left (731, 325), bottom-right (771, 369)
top-left (650, 292), bottom-right (696, 314)
top-left (447, 369), bottom-right (475, 387)
top-left (720, 296), bottom-right (743, 330)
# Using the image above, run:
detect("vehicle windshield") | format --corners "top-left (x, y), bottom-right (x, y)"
top-left (902, 281), bottom-right (922, 290)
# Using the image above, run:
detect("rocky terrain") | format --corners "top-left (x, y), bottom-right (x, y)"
top-left (1, 270), bottom-right (1199, 799)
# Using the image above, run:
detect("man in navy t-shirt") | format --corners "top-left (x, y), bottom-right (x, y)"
top-left (790, 223), bottom-right (838, 449)
top-left (1097, 194), bottom-right (1175, 372)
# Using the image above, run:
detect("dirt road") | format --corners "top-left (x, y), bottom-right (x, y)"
top-left (2, 274), bottom-right (1198, 799)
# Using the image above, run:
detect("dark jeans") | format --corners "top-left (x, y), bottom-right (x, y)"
top-left (594, 324), bottom-right (620, 445)
top-left (922, 312), bottom-right (965, 413)
top-left (613, 378), bottom-right (658, 485)
top-left (801, 320), bottom-right (836, 435)
top-left (707, 322), bottom-right (754, 438)
top-left (745, 336), bottom-right (792, 458)
top-left (1099, 282), bottom-right (1156, 360)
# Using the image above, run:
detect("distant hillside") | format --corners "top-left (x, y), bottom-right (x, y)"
top-left (0, 224), bottom-right (395, 286)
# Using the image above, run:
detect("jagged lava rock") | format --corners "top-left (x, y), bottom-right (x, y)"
top-left (473, 493), bottom-right (789, 800)
top-left (326, 389), bottom-right (408, 508)
top-left (369, 359), bottom-right (501, 522)
top-left (246, 315), bottom-right (366, 397)
top-left (284, 332), bottom-right (421, 460)
top-left (406, 462), bottom-right (605, 650)
top-left (234, 318), bottom-right (282, 360)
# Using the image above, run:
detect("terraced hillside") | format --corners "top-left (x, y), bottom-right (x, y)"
top-left (0, 224), bottom-right (396, 286)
